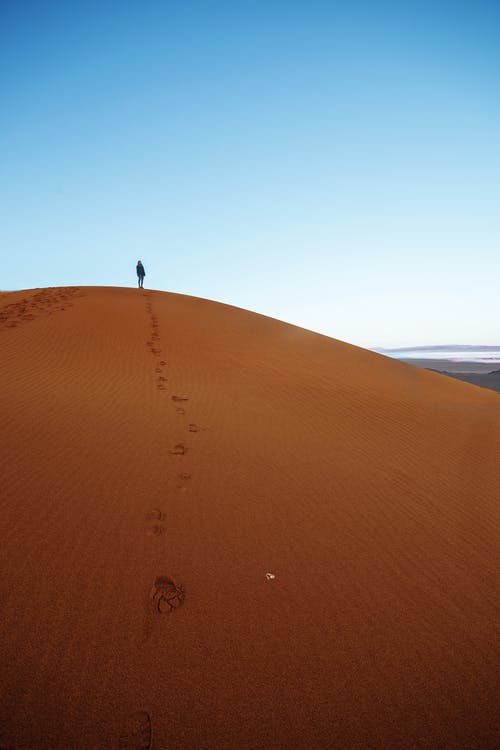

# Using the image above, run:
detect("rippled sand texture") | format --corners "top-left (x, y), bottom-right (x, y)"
top-left (1, 286), bottom-right (499, 749)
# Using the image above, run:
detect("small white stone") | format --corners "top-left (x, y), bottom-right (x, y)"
top-left (266, 572), bottom-right (276, 580)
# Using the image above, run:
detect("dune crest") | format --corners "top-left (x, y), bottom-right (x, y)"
top-left (1, 286), bottom-right (499, 749)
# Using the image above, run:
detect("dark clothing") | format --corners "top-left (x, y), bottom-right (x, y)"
top-left (136, 262), bottom-right (145, 288)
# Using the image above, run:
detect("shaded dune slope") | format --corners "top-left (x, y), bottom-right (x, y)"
top-left (1, 286), bottom-right (499, 749)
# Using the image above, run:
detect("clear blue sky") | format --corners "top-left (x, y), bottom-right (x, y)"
top-left (1, 0), bottom-right (499, 347)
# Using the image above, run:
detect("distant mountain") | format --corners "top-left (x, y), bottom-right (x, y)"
top-left (373, 345), bottom-right (500, 353)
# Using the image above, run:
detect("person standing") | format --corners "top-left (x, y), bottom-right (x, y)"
top-left (136, 260), bottom-right (146, 288)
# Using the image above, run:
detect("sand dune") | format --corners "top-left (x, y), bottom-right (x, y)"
top-left (1, 286), bottom-right (499, 749)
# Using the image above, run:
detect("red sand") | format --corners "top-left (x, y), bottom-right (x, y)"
top-left (1, 286), bottom-right (499, 749)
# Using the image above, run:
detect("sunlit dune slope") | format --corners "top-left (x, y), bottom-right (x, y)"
top-left (1, 286), bottom-right (499, 750)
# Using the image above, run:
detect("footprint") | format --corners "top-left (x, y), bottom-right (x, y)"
top-left (146, 508), bottom-right (163, 522)
top-left (176, 408), bottom-right (185, 416)
top-left (118, 710), bottom-right (152, 750)
top-left (146, 524), bottom-right (164, 536)
top-left (168, 444), bottom-right (186, 455)
top-left (188, 424), bottom-right (199, 433)
top-left (159, 361), bottom-right (167, 366)
top-left (172, 395), bottom-right (189, 402)
top-left (150, 576), bottom-right (185, 613)
top-left (177, 471), bottom-right (191, 491)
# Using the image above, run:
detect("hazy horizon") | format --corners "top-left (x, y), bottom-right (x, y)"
top-left (376, 344), bottom-right (500, 352)
top-left (2, 1), bottom-right (499, 348)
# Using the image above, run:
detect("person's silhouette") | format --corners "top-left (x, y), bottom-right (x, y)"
top-left (136, 260), bottom-right (146, 288)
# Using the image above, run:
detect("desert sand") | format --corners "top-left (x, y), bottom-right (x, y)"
top-left (1, 286), bottom-right (499, 749)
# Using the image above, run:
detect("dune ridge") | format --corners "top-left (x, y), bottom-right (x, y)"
top-left (1, 286), bottom-right (499, 749)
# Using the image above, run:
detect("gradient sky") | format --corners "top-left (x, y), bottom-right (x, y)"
top-left (1, 0), bottom-right (499, 347)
